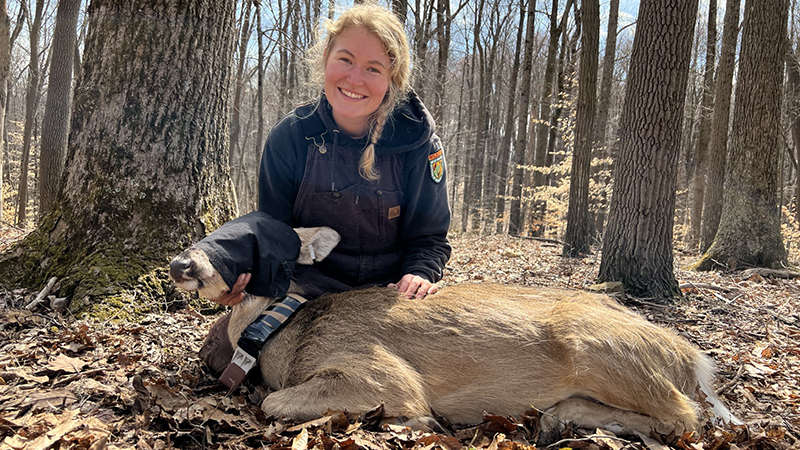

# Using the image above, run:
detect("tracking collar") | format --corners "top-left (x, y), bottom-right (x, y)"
top-left (219, 293), bottom-right (307, 390)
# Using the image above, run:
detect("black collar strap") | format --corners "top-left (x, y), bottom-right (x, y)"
top-left (219, 293), bottom-right (307, 390)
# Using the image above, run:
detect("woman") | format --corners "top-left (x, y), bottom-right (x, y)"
top-left (213, 3), bottom-right (450, 304)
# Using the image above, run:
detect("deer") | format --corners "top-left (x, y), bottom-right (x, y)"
top-left (169, 226), bottom-right (741, 444)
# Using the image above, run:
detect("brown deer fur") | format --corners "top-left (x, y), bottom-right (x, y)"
top-left (170, 227), bottom-right (739, 443)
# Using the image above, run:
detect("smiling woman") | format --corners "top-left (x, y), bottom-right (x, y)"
top-left (197, 3), bottom-right (453, 377)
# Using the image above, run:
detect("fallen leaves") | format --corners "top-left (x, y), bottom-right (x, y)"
top-left (0, 233), bottom-right (799, 449)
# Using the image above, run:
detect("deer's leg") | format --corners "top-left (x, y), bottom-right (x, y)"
top-left (538, 397), bottom-right (683, 446)
top-left (261, 348), bottom-right (432, 423)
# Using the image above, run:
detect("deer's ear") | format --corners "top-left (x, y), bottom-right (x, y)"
top-left (294, 227), bottom-right (341, 265)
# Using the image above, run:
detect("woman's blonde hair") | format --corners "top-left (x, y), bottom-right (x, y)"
top-left (308, 2), bottom-right (412, 180)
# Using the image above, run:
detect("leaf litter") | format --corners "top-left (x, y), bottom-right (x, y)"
top-left (0, 231), bottom-right (798, 449)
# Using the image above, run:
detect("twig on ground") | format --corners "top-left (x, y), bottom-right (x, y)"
top-left (716, 364), bottom-right (745, 396)
top-left (679, 282), bottom-right (732, 293)
top-left (546, 434), bottom-right (633, 448)
top-left (25, 277), bottom-right (58, 310)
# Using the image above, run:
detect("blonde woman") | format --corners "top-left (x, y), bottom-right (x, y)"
top-left (210, 4), bottom-right (449, 305)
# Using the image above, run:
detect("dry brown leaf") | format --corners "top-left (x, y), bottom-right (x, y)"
top-left (47, 354), bottom-right (88, 373)
top-left (292, 428), bottom-right (310, 450)
top-left (592, 428), bottom-right (623, 450)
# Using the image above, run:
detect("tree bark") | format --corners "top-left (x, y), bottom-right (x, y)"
top-left (563, 0), bottom-right (599, 256)
top-left (392, 0), bottom-right (407, 23)
top-left (17, 0), bottom-right (45, 226)
top-left (688, 0), bottom-right (717, 249)
top-left (695, 0), bottom-right (788, 271)
top-left (507, 0), bottom-right (536, 235)
top-left (699, 0), bottom-right (739, 252)
top-left (598, 0), bottom-right (698, 299)
top-left (0, 0), bottom-right (238, 315)
top-left (38, 0), bottom-right (81, 219)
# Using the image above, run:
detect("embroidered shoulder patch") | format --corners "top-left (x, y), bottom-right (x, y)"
top-left (428, 145), bottom-right (445, 183)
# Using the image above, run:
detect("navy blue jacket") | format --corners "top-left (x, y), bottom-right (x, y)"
top-left (258, 93), bottom-right (451, 287)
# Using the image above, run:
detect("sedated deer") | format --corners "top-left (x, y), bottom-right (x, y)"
top-left (170, 226), bottom-right (740, 444)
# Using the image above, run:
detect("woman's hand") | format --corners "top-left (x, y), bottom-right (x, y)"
top-left (210, 273), bottom-right (251, 306)
top-left (389, 274), bottom-right (438, 299)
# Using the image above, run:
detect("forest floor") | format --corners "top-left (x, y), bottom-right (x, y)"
top-left (1, 225), bottom-right (799, 450)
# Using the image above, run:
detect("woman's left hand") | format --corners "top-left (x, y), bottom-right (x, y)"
top-left (389, 274), bottom-right (439, 299)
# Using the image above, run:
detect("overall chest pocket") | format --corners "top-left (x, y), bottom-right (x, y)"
top-left (309, 185), bottom-right (403, 247)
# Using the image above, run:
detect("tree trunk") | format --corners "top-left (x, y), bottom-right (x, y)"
top-left (17, 0), bottom-right (45, 227)
top-left (598, 0), bottom-right (698, 299)
top-left (699, 0), bottom-right (739, 252)
top-left (592, 0), bottom-right (618, 152)
top-left (563, 0), bottom-right (599, 256)
top-left (526, 0), bottom-right (573, 236)
top-left (695, 0), bottom-right (788, 271)
top-left (0, 0), bottom-right (238, 316)
top-left (255, 0), bottom-right (264, 179)
top-left (494, 0), bottom-right (525, 233)
top-left (0, 0), bottom-right (8, 223)
top-left (38, 0), bottom-right (80, 219)
top-left (432, 0), bottom-right (449, 127)
top-left (392, 0), bottom-right (407, 23)
top-left (507, 0), bottom-right (536, 235)
top-left (688, 0), bottom-right (717, 249)
top-left (230, 0), bottom-right (253, 212)
top-left (792, 50), bottom-right (800, 225)
top-left (589, 0), bottom-right (618, 237)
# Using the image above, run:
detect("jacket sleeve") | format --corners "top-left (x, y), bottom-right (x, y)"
top-left (399, 135), bottom-right (451, 282)
top-left (258, 116), bottom-right (305, 226)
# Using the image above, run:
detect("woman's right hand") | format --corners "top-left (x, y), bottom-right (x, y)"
top-left (210, 273), bottom-right (251, 306)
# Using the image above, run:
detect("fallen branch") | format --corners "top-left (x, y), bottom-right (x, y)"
top-left (716, 364), bottom-right (745, 396)
top-left (25, 277), bottom-right (58, 310)
top-left (679, 282), bottom-right (733, 293)
top-left (519, 236), bottom-right (565, 246)
top-left (546, 434), bottom-right (632, 449)
top-left (739, 268), bottom-right (800, 279)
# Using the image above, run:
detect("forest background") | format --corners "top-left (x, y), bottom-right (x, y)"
top-left (0, 0), bottom-right (798, 308)
top-left (0, 1), bottom-right (799, 448)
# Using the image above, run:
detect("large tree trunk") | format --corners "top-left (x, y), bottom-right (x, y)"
top-left (0, 0), bottom-right (237, 316)
top-left (688, 0), bottom-right (717, 249)
top-left (0, 0), bottom-right (8, 223)
top-left (563, 0), bottom-right (598, 256)
top-left (17, 0), bottom-right (45, 227)
top-left (699, 0), bottom-right (739, 252)
top-left (598, 0), bottom-right (698, 299)
top-left (38, 0), bottom-right (81, 219)
top-left (507, 0), bottom-right (536, 235)
top-left (695, 0), bottom-right (788, 271)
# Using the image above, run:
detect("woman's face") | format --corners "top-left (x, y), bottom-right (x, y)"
top-left (324, 26), bottom-right (392, 136)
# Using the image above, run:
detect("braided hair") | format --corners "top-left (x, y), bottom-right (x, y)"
top-left (308, 2), bottom-right (412, 181)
